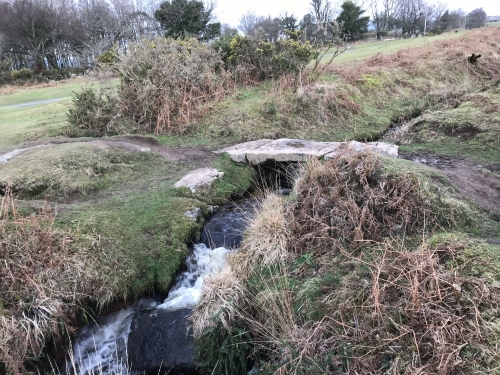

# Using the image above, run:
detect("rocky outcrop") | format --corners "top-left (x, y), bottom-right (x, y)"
top-left (216, 139), bottom-right (398, 165)
top-left (127, 308), bottom-right (197, 375)
top-left (174, 168), bottom-right (224, 194)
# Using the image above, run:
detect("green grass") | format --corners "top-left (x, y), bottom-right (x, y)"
top-left (0, 143), bottom-right (256, 300)
top-left (0, 142), bottom-right (164, 198)
top-left (0, 78), bottom-right (117, 146)
top-left (0, 78), bottom-right (95, 107)
top-left (397, 90), bottom-right (500, 164)
top-left (58, 185), bottom-right (207, 299)
top-left (0, 99), bottom-right (72, 145)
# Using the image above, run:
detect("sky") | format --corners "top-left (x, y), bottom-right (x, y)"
top-left (213, 0), bottom-right (500, 28)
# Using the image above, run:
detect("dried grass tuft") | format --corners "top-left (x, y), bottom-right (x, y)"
top-left (0, 188), bottom-right (107, 374)
top-left (191, 266), bottom-right (247, 338)
top-left (289, 150), bottom-right (433, 255)
top-left (231, 194), bottom-right (291, 278)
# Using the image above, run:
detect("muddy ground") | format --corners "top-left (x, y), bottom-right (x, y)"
top-left (401, 150), bottom-right (500, 220)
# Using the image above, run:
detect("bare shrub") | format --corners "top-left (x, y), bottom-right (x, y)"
top-left (289, 150), bottom-right (440, 255)
top-left (0, 189), bottom-right (107, 374)
top-left (117, 38), bottom-right (233, 135)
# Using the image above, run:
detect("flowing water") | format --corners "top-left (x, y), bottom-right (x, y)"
top-left (70, 244), bottom-right (231, 375)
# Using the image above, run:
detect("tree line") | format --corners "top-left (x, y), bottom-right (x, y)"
top-left (0, 0), bottom-right (488, 73)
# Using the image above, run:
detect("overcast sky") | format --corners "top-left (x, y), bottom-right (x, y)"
top-left (213, 0), bottom-right (500, 28)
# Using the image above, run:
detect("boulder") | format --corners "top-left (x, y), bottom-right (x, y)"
top-left (127, 308), bottom-right (197, 375)
top-left (174, 168), bottom-right (224, 194)
top-left (184, 207), bottom-right (202, 221)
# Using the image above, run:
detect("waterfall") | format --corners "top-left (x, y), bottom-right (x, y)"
top-left (70, 244), bottom-right (231, 375)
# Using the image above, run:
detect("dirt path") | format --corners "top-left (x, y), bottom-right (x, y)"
top-left (0, 135), bottom-right (215, 165)
top-left (0, 97), bottom-right (67, 108)
top-left (401, 151), bottom-right (500, 219)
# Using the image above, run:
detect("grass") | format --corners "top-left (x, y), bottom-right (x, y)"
top-left (1, 26), bottom-right (499, 374)
top-left (394, 90), bottom-right (500, 164)
top-left (194, 152), bottom-right (500, 375)
top-left (0, 78), bottom-right (90, 107)
top-left (0, 78), bottom-right (116, 147)
top-left (178, 28), bottom-right (500, 147)
top-left (0, 142), bottom-right (163, 198)
top-left (329, 30), bottom-right (465, 65)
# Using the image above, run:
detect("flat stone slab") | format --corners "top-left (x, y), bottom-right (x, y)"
top-left (216, 139), bottom-right (398, 166)
top-left (324, 141), bottom-right (398, 160)
top-left (215, 139), bottom-right (272, 163)
top-left (245, 139), bottom-right (346, 166)
top-left (174, 168), bottom-right (224, 194)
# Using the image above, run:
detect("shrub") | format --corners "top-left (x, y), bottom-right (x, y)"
top-left (117, 37), bottom-right (232, 134)
top-left (97, 48), bottom-right (119, 66)
top-left (66, 85), bottom-right (124, 137)
top-left (1, 67), bottom-right (86, 86)
top-left (10, 68), bottom-right (33, 80)
top-left (228, 35), bottom-right (317, 82)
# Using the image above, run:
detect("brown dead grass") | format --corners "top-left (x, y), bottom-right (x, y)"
top-left (191, 266), bottom-right (247, 338)
top-left (329, 27), bottom-right (500, 84)
top-left (272, 238), bottom-right (500, 375)
top-left (289, 151), bottom-right (434, 255)
top-left (0, 189), bottom-right (107, 374)
top-left (228, 194), bottom-right (290, 278)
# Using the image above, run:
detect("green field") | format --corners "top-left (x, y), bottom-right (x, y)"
top-left (329, 30), bottom-right (464, 64)
top-left (0, 78), bottom-right (116, 147)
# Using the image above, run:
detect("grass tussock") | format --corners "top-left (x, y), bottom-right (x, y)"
top-left (228, 194), bottom-right (290, 278)
top-left (191, 266), bottom-right (247, 338)
top-left (0, 189), bottom-right (107, 374)
top-left (264, 237), bottom-right (500, 375)
top-left (0, 143), bottom-right (160, 198)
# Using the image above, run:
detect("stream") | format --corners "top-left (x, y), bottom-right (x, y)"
top-left (68, 201), bottom-right (253, 375)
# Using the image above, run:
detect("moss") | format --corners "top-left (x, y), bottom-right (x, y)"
top-left (57, 185), bottom-right (207, 300)
top-left (398, 91), bottom-right (500, 164)
top-left (209, 153), bottom-right (256, 203)
top-left (429, 232), bottom-right (500, 284)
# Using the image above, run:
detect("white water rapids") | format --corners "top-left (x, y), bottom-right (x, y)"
top-left (70, 244), bottom-right (231, 375)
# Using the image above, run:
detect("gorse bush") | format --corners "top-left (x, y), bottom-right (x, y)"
top-left (67, 85), bottom-right (124, 137)
top-left (66, 33), bottom-right (338, 136)
top-left (228, 35), bottom-right (317, 82)
top-left (117, 37), bottom-right (232, 134)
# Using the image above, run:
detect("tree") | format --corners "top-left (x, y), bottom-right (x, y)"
top-left (338, 1), bottom-right (370, 36)
top-left (154, 0), bottom-right (220, 40)
top-left (448, 9), bottom-right (465, 29)
top-left (310, 0), bottom-right (337, 27)
top-left (0, 0), bottom-right (78, 70)
top-left (466, 8), bottom-right (486, 29)
top-left (280, 13), bottom-right (299, 32)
